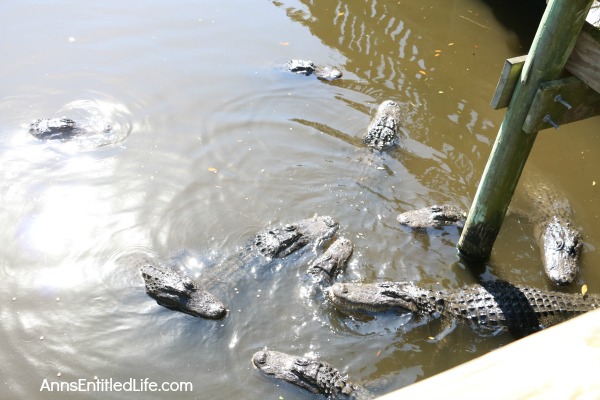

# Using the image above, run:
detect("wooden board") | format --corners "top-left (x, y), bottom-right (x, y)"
top-left (492, 23), bottom-right (600, 111)
top-left (523, 75), bottom-right (600, 132)
top-left (490, 55), bottom-right (528, 110)
top-left (379, 308), bottom-right (600, 400)
top-left (567, 22), bottom-right (600, 95)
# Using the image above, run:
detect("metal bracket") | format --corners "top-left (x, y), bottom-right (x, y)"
top-left (523, 76), bottom-right (600, 132)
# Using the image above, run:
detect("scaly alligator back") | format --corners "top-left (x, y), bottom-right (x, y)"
top-left (446, 280), bottom-right (599, 335)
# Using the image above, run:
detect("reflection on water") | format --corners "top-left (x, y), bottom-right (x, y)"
top-left (1, 0), bottom-right (599, 399)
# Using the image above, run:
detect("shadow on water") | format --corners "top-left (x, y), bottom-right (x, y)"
top-left (479, 0), bottom-right (546, 51)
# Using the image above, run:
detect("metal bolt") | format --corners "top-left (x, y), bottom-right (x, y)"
top-left (554, 95), bottom-right (572, 109)
top-left (543, 114), bottom-right (560, 129)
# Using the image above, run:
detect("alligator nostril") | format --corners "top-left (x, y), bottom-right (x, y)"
top-left (323, 217), bottom-right (336, 227)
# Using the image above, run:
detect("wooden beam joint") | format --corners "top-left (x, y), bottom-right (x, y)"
top-left (523, 76), bottom-right (600, 132)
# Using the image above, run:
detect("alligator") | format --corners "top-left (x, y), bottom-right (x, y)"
top-left (287, 59), bottom-right (342, 81)
top-left (252, 350), bottom-right (373, 399)
top-left (140, 264), bottom-right (227, 320)
top-left (139, 216), bottom-right (339, 319)
top-left (516, 175), bottom-right (583, 286)
top-left (396, 204), bottom-right (467, 229)
top-left (247, 215), bottom-right (339, 261)
top-left (362, 100), bottom-right (402, 151)
top-left (140, 216), bottom-right (340, 319)
top-left (329, 280), bottom-right (600, 336)
top-left (306, 237), bottom-right (353, 286)
top-left (396, 176), bottom-right (582, 286)
top-left (29, 117), bottom-right (112, 141)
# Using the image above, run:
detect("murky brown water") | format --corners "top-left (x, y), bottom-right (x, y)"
top-left (1, 0), bottom-right (599, 399)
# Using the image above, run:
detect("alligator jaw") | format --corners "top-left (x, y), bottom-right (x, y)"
top-left (328, 281), bottom-right (423, 314)
top-left (141, 265), bottom-right (227, 320)
top-left (397, 204), bottom-right (467, 229)
top-left (307, 237), bottom-right (353, 281)
top-left (539, 221), bottom-right (582, 286)
top-left (252, 350), bottom-right (322, 394)
top-left (252, 350), bottom-right (364, 398)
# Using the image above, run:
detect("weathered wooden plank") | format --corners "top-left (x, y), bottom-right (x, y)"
top-left (458, 0), bottom-right (594, 262)
top-left (493, 23), bottom-right (599, 111)
top-left (523, 76), bottom-right (600, 132)
top-left (378, 308), bottom-right (600, 400)
top-left (490, 55), bottom-right (528, 110)
top-left (566, 23), bottom-right (600, 94)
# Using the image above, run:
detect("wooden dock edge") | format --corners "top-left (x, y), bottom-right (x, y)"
top-left (378, 308), bottom-right (600, 399)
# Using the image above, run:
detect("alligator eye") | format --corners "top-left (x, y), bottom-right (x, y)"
top-left (284, 224), bottom-right (296, 231)
top-left (430, 205), bottom-right (442, 212)
top-left (554, 239), bottom-right (565, 250)
top-left (295, 357), bottom-right (309, 366)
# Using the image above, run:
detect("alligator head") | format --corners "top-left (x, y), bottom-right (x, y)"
top-left (140, 265), bottom-right (227, 320)
top-left (397, 204), bottom-right (467, 229)
top-left (250, 216), bottom-right (339, 259)
top-left (286, 59), bottom-right (342, 80)
top-left (363, 100), bottom-right (401, 151)
top-left (329, 281), bottom-right (445, 315)
top-left (538, 219), bottom-right (582, 286)
top-left (307, 237), bottom-right (353, 282)
top-left (29, 117), bottom-right (80, 140)
top-left (287, 59), bottom-right (317, 75)
top-left (252, 350), bottom-right (360, 397)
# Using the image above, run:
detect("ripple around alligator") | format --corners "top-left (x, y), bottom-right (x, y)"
top-left (2, 94), bottom-right (138, 152)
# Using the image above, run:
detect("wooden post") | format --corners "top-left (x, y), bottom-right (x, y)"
top-left (457, 0), bottom-right (595, 262)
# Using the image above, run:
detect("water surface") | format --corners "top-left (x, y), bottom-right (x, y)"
top-left (1, 0), bottom-right (599, 399)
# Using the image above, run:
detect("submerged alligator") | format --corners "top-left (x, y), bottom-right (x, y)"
top-left (29, 117), bottom-right (112, 141)
top-left (247, 215), bottom-right (339, 261)
top-left (140, 264), bottom-right (227, 320)
top-left (140, 216), bottom-right (339, 319)
top-left (362, 100), bottom-right (402, 151)
top-left (397, 204), bottom-right (467, 229)
top-left (397, 176), bottom-right (583, 286)
top-left (516, 175), bottom-right (583, 286)
top-left (252, 350), bottom-right (373, 399)
top-left (306, 237), bottom-right (353, 286)
top-left (329, 280), bottom-right (600, 336)
top-left (287, 59), bottom-right (343, 81)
